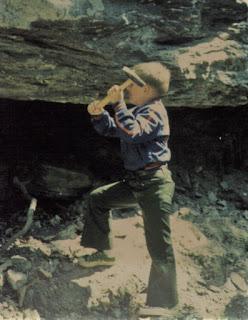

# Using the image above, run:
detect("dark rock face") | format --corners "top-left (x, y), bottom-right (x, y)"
top-left (0, 0), bottom-right (247, 107)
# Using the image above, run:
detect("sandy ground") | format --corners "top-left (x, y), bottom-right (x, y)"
top-left (0, 209), bottom-right (247, 319)
top-left (0, 208), bottom-right (248, 320)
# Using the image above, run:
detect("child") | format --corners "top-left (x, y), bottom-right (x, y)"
top-left (79, 62), bottom-right (178, 315)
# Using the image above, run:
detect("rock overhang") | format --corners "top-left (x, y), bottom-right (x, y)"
top-left (0, 0), bottom-right (247, 108)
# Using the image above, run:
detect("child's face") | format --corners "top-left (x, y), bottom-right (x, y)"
top-left (125, 82), bottom-right (157, 106)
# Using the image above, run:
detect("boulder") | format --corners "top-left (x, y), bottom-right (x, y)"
top-left (29, 164), bottom-right (93, 199)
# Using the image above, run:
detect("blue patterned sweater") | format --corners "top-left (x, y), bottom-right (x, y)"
top-left (91, 99), bottom-right (171, 171)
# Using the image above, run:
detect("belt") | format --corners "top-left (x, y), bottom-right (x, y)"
top-left (143, 161), bottom-right (166, 170)
top-left (124, 162), bottom-right (167, 180)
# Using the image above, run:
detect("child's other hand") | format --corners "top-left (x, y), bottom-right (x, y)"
top-left (107, 85), bottom-right (124, 104)
top-left (87, 100), bottom-right (104, 116)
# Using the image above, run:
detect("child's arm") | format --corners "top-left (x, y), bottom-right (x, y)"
top-left (88, 100), bottom-right (118, 137)
top-left (91, 111), bottom-right (118, 137)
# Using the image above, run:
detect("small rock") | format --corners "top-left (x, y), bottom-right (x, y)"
top-left (217, 199), bottom-right (227, 208)
top-left (208, 191), bottom-right (217, 204)
top-left (172, 202), bottom-right (179, 212)
top-left (218, 32), bottom-right (230, 40)
top-left (0, 259), bottom-right (12, 273)
top-left (194, 166), bottom-right (203, 173)
top-left (202, 206), bottom-right (219, 216)
top-left (230, 273), bottom-right (247, 292)
top-left (220, 181), bottom-right (229, 191)
top-left (242, 210), bottom-right (248, 220)
top-left (114, 234), bottom-right (127, 239)
top-left (194, 191), bottom-right (203, 198)
top-left (178, 207), bottom-right (191, 217)
top-left (38, 267), bottom-right (53, 279)
top-left (135, 222), bottom-right (144, 229)
top-left (49, 259), bottom-right (60, 273)
top-left (33, 220), bottom-right (42, 229)
top-left (50, 215), bottom-right (62, 226)
top-left (6, 270), bottom-right (28, 291)
top-left (11, 255), bottom-right (32, 272)
top-left (39, 234), bottom-right (56, 241)
top-left (196, 288), bottom-right (206, 295)
top-left (197, 280), bottom-right (207, 287)
top-left (5, 228), bottom-right (13, 236)
top-left (175, 185), bottom-right (187, 193)
top-left (208, 285), bottom-right (221, 293)
top-left (184, 171), bottom-right (192, 189)
top-left (56, 224), bottom-right (78, 240)
top-left (74, 220), bottom-right (84, 231)
top-left (190, 208), bottom-right (200, 216)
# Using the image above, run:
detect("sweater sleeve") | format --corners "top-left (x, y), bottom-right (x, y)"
top-left (114, 101), bottom-right (163, 144)
top-left (91, 110), bottom-right (118, 137)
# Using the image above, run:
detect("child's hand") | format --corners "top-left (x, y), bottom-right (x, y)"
top-left (87, 100), bottom-right (104, 116)
top-left (107, 85), bottom-right (124, 104)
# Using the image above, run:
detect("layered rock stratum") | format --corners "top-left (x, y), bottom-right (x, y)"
top-left (0, 0), bottom-right (247, 107)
